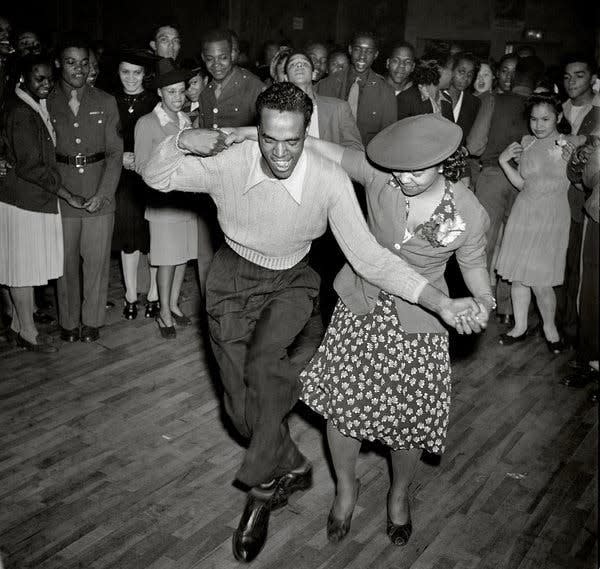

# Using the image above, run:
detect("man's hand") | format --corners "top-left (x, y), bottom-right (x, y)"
top-left (83, 195), bottom-right (110, 213)
top-left (67, 193), bottom-right (87, 209)
top-left (178, 128), bottom-right (229, 156)
top-left (0, 158), bottom-right (12, 177)
top-left (221, 126), bottom-right (259, 146)
top-left (122, 152), bottom-right (136, 170)
top-left (439, 297), bottom-right (487, 335)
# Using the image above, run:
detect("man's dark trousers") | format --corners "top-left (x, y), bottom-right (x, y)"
top-left (206, 244), bottom-right (322, 488)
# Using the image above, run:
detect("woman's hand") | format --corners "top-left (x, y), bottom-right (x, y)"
top-left (439, 297), bottom-right (487, 334)
top-left (67, 193), bottom-right (87, 209)
top-left (499, 142), bottom-right (522, 164)
top-left (122, 152), bottom-right (135, 170)
top-left (0, 158), bottom-right (11, 178)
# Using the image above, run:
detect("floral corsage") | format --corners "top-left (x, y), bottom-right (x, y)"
top-left (414, 181), bottom-right (466, 247)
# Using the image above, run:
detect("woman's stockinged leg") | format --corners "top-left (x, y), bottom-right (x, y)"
top-left (532, 285), bottom-right (560, 342)
top-left (508, 281), bottom-right (530, 337)
top-left (170, 263), bottom-right (187, 316)
top-left (121, 250), bottom-right (140, 303)
top-left (9, 286), bottom-right (37, 341)
top-left (157, 264), bottom-right (175, 326)
top-left (388, 448), bottom-right (420, 524)
top-left (326, 421), bottom-right (361, 518)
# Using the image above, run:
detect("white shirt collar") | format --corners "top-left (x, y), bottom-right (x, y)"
top-left (452, 90), bottom-right (464, 122)
top-left (153, 102), bottom-right (191, 129)
top-left (243, 144), bottom-right (308, 204)
top-left (308, 103), bottom-right (320, 139)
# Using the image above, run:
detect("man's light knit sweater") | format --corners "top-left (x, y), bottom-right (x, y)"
top-left (143, 137), bottom-right (427, 304)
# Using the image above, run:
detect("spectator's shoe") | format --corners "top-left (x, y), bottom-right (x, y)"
top-left (60, 327), bottom-right (80, 342)
top-left (498, 332), bottom-right (527, 345)
top-left (33, 310), bottom-right (56, 325)
top-left (17, 334), bottom-right (58, 353)
top-left (145, 300), bottom-right (160, 319)
top-left (561, 370), bottom-right (598, 388)
top-left (80, 326), bottom-right (100, 343)
top-left (171, 311), bottom-right (192, 326)
top-left (496, 313), bottom-right (515, 326)
top-left (232, 490), bottom-right (272, 562)
top-left (123, 300), bottom-right (138, 320)
top-left (270, 462), bottom-right (313, 511)
top-left (546, 338), bottom-right (567, 354)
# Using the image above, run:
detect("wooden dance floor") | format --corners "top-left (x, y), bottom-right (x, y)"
top-left (0, 262), bottom-right (597, 569)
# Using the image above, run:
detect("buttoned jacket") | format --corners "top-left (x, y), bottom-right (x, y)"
top-left (47, 84), bottom-right (122, 217)
top-left (196, 66), bottom-right (265, 128)
top-left (315, 67), bottom-right (397, 145)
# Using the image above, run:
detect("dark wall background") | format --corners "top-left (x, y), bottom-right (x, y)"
top-left (3, 0), bottom-right (598, 67)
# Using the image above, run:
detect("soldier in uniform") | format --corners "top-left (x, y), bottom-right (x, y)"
top-left (48, 34), bottom-right (123, 342)
top-left (198, 28), bottom-right (265, 130)
top-left (315, 31), bottom-right (397, 146)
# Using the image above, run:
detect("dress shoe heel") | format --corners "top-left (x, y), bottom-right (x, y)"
top-left (145, 300), bottom-right (160, 319)
top-left (232, 493), bottom-right (272, 563)
top-left (327, 479), bottom-right (360, 543)
top-left (123, 300), bottom-right (138, 320)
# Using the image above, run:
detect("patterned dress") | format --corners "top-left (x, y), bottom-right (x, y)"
top-left (300, 151), bottom-right (490, 454)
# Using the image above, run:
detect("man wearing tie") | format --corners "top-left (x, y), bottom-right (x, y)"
top-left (48, 34), bottom-right (122, 342)
top-left (315, 31), bottom-right (397, 145)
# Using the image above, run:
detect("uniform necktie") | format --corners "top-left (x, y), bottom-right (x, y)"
top-left (213, 82), bottom-right (222, 100)
top-left (347, 78), bottom-right (360, 119)
top-left (68, 89), bottom-right (80, 116)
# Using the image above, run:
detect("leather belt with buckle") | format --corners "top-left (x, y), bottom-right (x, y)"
top-left (56, 152), bottom-right (106, 167)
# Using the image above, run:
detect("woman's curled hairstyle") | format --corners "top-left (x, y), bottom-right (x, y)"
top-left (442, 146), bottom-right (468, 182)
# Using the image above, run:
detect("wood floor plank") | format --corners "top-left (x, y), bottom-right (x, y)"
top-left (0, 260), bottom-right (597, 568)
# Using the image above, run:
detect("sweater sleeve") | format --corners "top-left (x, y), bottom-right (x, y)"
top-left (8, 107), bottom-right (62, 195)
top-left (141, 132), bottom-right (218, 194)
top-left (326, 166), bottom-right (427, 303)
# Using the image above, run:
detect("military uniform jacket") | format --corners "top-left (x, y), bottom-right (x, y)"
top-left (47, 84), bottom-right (123, 217)
top-left (196, 66), bottom-right (265, 129)
top-left (315, 68), bottom-right (397, 145)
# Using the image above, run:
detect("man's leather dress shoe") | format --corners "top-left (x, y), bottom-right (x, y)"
top-left (232, 493), bottom-right (271, 562)
top-left (60, 327), bottom-right (80, 342)
top-left (270, 465), bottom-right (313, 511)
top-left (80, 326), bottom-right (100, 342)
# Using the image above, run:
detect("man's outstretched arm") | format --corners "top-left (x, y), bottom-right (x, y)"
top-left (143, 128), bottom-right (229, 192)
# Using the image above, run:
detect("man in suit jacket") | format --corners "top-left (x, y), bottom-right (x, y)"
top-left (285, 50), bottom-right (363, 321)
top-left (397, 59), bottom-right (453, 121)
top-left (48, 34), bottom-right (123, 343)
top-left (444, 52), bottom-right (481, 145)
top-left (315, 31), bottom-right (396, 146)
top-left (556, 55), bottom-right (600, 343)
top-left (285, 51), bottom-right (363, 151)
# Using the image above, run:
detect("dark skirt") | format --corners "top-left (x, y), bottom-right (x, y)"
top-left (300, 291), bottom-right (451, 454)
top-left (112, 169), bottom-right (150, 254)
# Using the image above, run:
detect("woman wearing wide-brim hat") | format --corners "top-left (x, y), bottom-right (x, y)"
top-left (134, 58), bottom-right (198, 339)
top-left (299, 114), bottom-right (494, 546)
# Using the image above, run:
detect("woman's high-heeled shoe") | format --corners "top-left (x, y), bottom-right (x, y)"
top-left (156, 315), bottom-right (176, 339)
top-left (123, 300), bottom-right (138, 320)
top-left (498, 332), bottom-right (527, 345)
top-left (546, 337), bottom-right (567, 354)
top-left (326, 479), bottom-right (361, 543)
top-left (145, 300), bottom-right (160, 319)
top-left (386, 495), bottom-right (412, 547)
